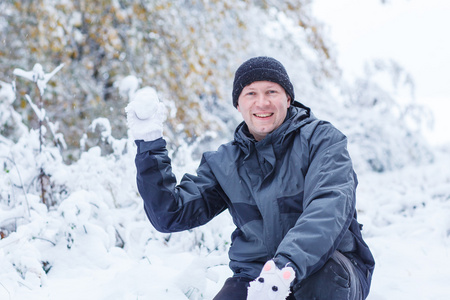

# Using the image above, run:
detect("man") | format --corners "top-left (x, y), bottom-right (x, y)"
top-left (126, 56), bottom-right (375, 299)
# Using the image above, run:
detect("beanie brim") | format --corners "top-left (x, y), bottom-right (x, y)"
top-left (232, 57), bottom-right (295, 108)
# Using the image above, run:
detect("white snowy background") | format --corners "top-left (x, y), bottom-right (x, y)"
top-left (313, 0), bottom-right (450, 146)
top-left (1, 1), bottom-right (450, 300)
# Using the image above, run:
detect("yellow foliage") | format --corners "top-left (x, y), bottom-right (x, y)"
top-left (2, 0), bottom-right (335, 148)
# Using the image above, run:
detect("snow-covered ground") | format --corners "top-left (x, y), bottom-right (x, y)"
top-left (358, 148), bottom-right (450, 300)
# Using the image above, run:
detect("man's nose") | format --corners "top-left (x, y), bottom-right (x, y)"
top-left (255, 94), bottom-right (270, 106)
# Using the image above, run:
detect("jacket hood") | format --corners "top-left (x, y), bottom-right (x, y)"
top-left (233, 101), bottom-right (315, 154)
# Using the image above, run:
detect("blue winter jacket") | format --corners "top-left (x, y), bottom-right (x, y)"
top-left (135, 102), bottom-right (374, 296)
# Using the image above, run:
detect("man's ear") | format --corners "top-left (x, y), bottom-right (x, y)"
top-left (287, 95), bottom-right (291, 107)
top-left (237, 104), bottom-right (241, 112)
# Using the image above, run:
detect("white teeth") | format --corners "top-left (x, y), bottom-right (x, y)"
top-left (254, 113), bottom-right (272, 117)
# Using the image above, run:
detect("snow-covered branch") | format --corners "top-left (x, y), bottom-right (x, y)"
top-left (13, 63), bottom-right (64, 96)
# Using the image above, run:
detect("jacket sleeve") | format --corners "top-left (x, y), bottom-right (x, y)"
top-left (274, 122), bottom-right (357, 285)
top-left (135, 138), bottom-right (228, 233)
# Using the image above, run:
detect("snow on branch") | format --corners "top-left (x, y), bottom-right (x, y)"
top-left (24, 94), bottom-right (45, 121)
top-left (13, 63), bottom-right (64, 95)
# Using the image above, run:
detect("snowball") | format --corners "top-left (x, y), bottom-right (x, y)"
top-left (131, 87), bottom-right (160, 120)
top-left (118, 75), bottom-right (140, 98)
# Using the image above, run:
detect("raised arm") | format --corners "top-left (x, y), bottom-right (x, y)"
top-left (126, 87), bottom-right (227, 233)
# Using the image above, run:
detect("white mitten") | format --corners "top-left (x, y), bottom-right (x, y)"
top-left (125, 86), bottom-right (166, 141)
top-left (247, 260), bottom-right (295, 300)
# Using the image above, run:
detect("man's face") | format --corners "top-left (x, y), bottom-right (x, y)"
top-left (237, 81), bottom-right (291, 141)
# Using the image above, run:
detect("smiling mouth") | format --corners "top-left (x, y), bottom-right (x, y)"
top-left (254, 113), bottom-right (273, 118)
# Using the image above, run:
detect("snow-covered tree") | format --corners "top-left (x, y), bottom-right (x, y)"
top-left (1, 0), bottom-right (331, 160)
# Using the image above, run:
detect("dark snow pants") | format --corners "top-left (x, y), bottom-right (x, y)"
top-left (213, 251), bottom-right (364, 300)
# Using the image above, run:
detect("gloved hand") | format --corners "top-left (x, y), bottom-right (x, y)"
top-left (125, 86), bottom-right (166, 141)
top-left (247, 260), bottom-right (295, 300)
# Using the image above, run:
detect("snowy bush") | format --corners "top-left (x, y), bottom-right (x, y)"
top-left (343, 60), bottom-right (434, 172)
top-left (302, 59), bottom-right (435, 173)
top-left (0, 84), bottom-right (235, 298)
top-left (0, 81), bottom-right (27, 140)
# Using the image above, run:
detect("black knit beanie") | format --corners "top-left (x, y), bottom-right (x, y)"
top-left (232, 56), bottom-right (295, 108)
